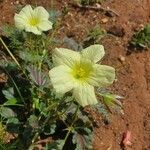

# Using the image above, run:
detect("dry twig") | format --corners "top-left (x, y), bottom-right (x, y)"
top-left (72, 3), bottom-right (119, 16)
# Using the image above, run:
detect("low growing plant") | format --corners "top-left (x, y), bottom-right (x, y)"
top-left (83, 25), bottom-right (107, 47)
top-left (131, 24), bottom-right (150, 49)
top-left (0, 4), bottom-right (123, 150)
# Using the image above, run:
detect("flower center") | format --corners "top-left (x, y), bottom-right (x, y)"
top-left (72, 60), bottom-right (93, 81)
top-left (75, 68), bottom-right (87, 79)
top-left (28, 17), bottom-right (40, 26)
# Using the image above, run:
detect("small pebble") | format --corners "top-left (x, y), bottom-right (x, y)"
top-left (119, 55), bottom-right (126, 63)
top-left (101, 18), bottom-right (108, 23)
top-left (15, 1), bottom-right (19, 4)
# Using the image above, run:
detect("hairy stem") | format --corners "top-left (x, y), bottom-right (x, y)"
top-left (0, 37), bottom-right (21, 69)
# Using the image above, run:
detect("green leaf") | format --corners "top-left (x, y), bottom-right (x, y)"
top-left (45, 140), bottom-right (65, 150)
top-left (0, 107), bottom-right (16, 118)
top-left (19, 51), bottom-right (42, 63)
top-left (2, 24), bottom-right (15, 37)
top-left (6, 117), bottom-right (20, 133)
top-left (101, 93), bottom-right (122, 106)
top-left (44, 123), bottom-right (56, 135)
top-left (0, 60), bottom-right (17, 71)
top-left (131, 24), bottom-right (150, 48)
top-left (27, 65), bottom-right (49, 87)
top-left (3, 99), bottom-right (17, 106)
top-left (2, 87), bottom-right (15, 100)
top-left (100, 93), bottom-right (123, 115)
top-left (72, 128), bottom-right (93, 150)
top-left (28, 115), bottom-right (38, 128)
top-left (66, 103), bottom-right (90, 124)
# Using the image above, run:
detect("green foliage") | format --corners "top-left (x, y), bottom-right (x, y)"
top-left (131, 24), bottom-right (150, 48)
top-left (2, 24), bottom-right (25, 50)
top-left (0, 141), bottom-right (18, 150)
top-left (0, 107), bottom-right (16, 119)
top-left (83, 25), bottom-right (107, 47)
top-left (46, 140), bottom-right (65, 150)
top-left (72, 128), bottom-right (93, 150)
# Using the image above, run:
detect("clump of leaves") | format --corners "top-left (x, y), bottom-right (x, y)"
top-left (131, 24), bottom-right (150, 49)
top-left (83, 25), bottom-right (107, 47)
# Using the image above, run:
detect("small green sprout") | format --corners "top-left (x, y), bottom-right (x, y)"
top-left (84, 25), bottom-right (107, 47)
top-left (100, 93), bottom-right (124, 113)
top-left (131, 24), bottom-right (150, 49)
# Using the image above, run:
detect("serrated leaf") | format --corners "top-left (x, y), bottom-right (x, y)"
top-left (73, 128), bottom-right (93, 150)
top-left (28, 115), bottom-right (38, 128)
top-left (101, 93), bottom-right (123, 107)
top-left (66, 103), bottom-right (77, 114)
top-left (44, 123), bottom-right (56, 135)
top-left (0, 107), bottom-right (16, 118)
top-left (100, 93), bottom-right (123, 115)
top-left (27, 65), bottom-right (49, 87)
top-left (2, 87), bottom-right (15, 100)
top-left (0, 61), bottom-right (17, 71)
top-left (45, 140), bottom-right (65, 150)
top-left (2, 24), bottom-right (15, 37)
top-left (65, 103), bottom-right (90, 124)
top-left (19, 51), bottom-right (42, 63)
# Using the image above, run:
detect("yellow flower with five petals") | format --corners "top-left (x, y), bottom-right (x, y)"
top-left (14, 5), bottom-right (53, 35)
top-left (49, 45), bottom-right (115, 107)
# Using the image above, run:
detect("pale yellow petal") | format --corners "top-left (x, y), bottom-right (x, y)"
top-left (73, 83), bottom-right (98, 107)
top-left (49, 65), bottom-right (75, 94)
top-left (19, 5), bottom-right (33, 19)
top-left (52, 48), bottom-right (81, 67)
top-left (81, 44), bottom-right (105, 63)
top-left (14, 14), bottom-right (26, 30)
top-left (34, 6), bottom-right (50, 20)
top-left (25, 26), bottom-right (42, 35)
top-left (87, 64), bottom-right (115, 87)
top-left (37, 21), bottom-right (52, 31)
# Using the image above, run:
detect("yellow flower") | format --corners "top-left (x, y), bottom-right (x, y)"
top-left (49, 45), bottom-right (115, 107)
top-left (14, 5), bottom-right (53, 35)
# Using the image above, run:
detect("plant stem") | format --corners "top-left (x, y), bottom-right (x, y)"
top-left (0, 37), bottom-right (21, 69)
top-left (28, 102), bottom-right (59, 149)
top-left (0, 37), bottom-right (29, 80)
top-left (64, 104), bottom-right (79, 143)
